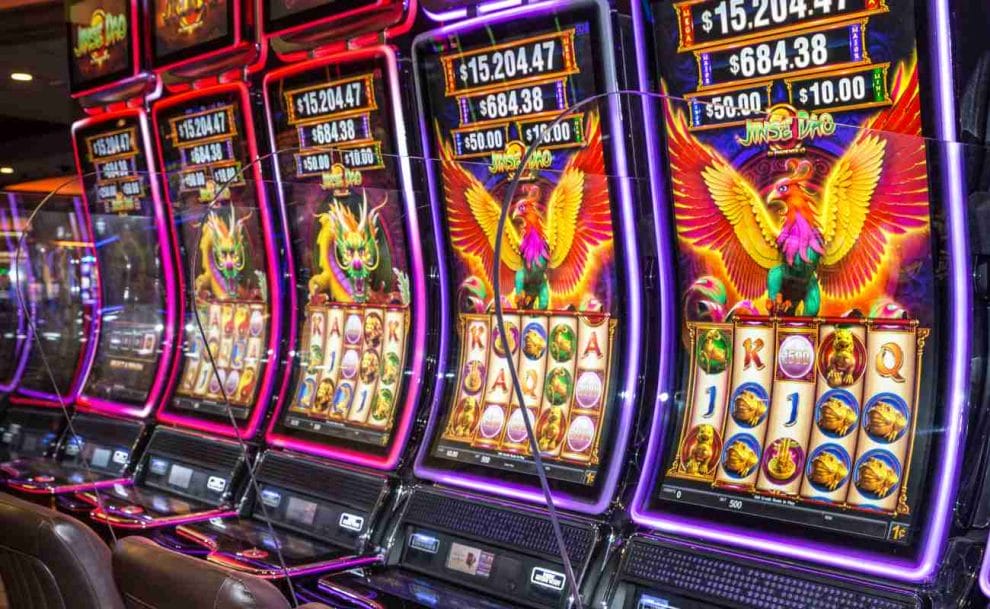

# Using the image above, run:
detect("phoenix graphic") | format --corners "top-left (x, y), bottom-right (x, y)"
top-left (669, 62), bottom-right (930, 316)
top-left (439, 114), bottom-right (614, 311)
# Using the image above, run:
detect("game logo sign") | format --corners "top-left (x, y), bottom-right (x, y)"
top-left (73, 115), bottom-right (169, 410)
top-left (152, 0), bottom-right (232, 67)
top-left (417, 11), bottom-right (623, 489)
top-left (652, 0), bottom-right (937, 546)
top-left (154, 88), bottom-right (273, 426)
top-left (67, 0), bottom-right (135, 94)
top-left (265, 50), bottom-right (419, 458)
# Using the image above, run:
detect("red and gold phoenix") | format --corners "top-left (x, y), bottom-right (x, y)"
top-left (439, 114), bottom-right (614, 311)
top-left (668, 62), bottom-right (930, 317)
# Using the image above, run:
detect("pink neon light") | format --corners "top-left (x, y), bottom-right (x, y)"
top-left (261, 45), bottom-right (428, 471)
top-left (151, 82), bottom-right (284, 440)
top-left (71, 109), bottom-right (179, 420)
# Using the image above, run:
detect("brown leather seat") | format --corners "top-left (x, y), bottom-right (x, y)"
top-left (0, 491), bottom-right (124, 609)
top-left (112, 536), bottom-right (331, 609)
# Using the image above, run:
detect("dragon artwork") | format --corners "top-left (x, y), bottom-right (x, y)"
top-left (669, 62), bottom-right (930, 318)
top-left (439, 114), bottom-right (614, 313)
top-left (309, 191), bottom-right (392, 304)
top-left (195, 205), bottom-right (252, 300)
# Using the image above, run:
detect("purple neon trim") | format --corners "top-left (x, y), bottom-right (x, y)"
top-left (90, 507), bottom-right (239, 530)
top-left (629, 0), bottom-right (972, 584)
top-left (410, 0), bottom-right (644, 516)
top-left (261, 46), bottom-right (428, 471)
top-left (0, 197), bottom-right (30, 393)
top-left (207, 551), bottom-right (383, 580)
top-left (72, 110), bottom-right (180, 420)
top-left (7, 476), bottom-right (129, 496)
top-left (152, 82), bottom-right (285, 440)
top-left (17, 196), bottom-right (95, 405)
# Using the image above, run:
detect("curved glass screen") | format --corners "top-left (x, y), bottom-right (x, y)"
top-left (0, 200), bottom-right (28, 390)
top-left (645, 0), bottom-right (941, 553)
top-left (155, 87), bottom-right (274, 426)
top-left (266, 50), bottom-right (419, 457)
top-left (415, 2), bottom-right (633, 501)
top-left (14, 194), bottom-right (96, 399)
top-left (74, 115), bottom-right (169, 407)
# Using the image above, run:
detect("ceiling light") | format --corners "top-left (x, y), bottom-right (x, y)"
top-left (0, 167), bottom-right (14, 175)
top-left (10, 73), bottom-right (32, 82)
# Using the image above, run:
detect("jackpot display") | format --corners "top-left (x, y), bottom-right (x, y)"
top-left (73, 116), bottom-right (168, 406)
top-left (651, 0), bottom-right (937, 547)
top-left (15, 196), bottom-right (97, 398)
top-left (155, 90), bottom-right (271, 421)
top-left (67, 0), bottom-right (134, 93)
top-left (152, 0), bottom-right (232, 67)
top-left (266, 53), bottom-right (414, 452)
top-left (417, 9), bottom-right (621, 487)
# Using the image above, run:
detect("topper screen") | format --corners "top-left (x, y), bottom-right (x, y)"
top-left (67, 0), bottom-right (134, 93)
top-left (152, 0), bottom-right (233, 67)
top-left (417, 8), bottom-right (623, 491)
top-left (266, 54), bottom-right (416, 456)
top-left (74, 116), bottom-right (168, 406)
top-left (155, 91), bottom-right (271, 422)
top-left (648, 0), bottom-right (940, 552)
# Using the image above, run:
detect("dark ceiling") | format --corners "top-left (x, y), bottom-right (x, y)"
top-left (0, 0), bottom-right (79, 187)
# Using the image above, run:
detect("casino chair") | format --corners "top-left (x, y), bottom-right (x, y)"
top-left (112, 537), bottom-right (332, 609)
top-left (0, 491), bottom-right (124, 609)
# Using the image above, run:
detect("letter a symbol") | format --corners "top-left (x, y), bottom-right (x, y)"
top-left (583, 332), bottom-right (603, 360)
top-left (491, 369), bottom-right (508, 394)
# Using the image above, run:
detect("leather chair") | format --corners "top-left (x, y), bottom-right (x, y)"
top-left (112, 537), bottom-right (331, 609)
top-left (0, 491), bottom-right (124, 609)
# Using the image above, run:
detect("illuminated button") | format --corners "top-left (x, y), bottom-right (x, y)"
top-left (119, 505), bottom-right (144, 515)
top-left (33, 475), bottom-right (55, 483)
top-left (237, 548), bottom-right (269, 560)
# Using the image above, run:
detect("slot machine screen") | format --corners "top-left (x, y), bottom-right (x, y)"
top-left (15, 196), bottom-right (96, 397)
top-left (266, 52), bottom-right (417, 457)
top-left (646, 0), bottom-right (942, 554)
top-left (66, 0), bottom-right (136, 94)
top-left (151, 0), bottom-right (235, 68)
top-left (155, 90), bottom-right (272, 424)
top-left (73, 116), bottom-right (168, 406)
top-left (416, 6), bottom-right (626, 498)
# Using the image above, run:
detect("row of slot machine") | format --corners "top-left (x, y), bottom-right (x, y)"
top-left (0, 0), bottom-right (989, 606)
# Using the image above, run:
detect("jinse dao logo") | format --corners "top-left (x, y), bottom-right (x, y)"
top-left (74, 9), bottom-right (127, 68)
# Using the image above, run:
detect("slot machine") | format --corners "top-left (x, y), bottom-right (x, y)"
top-left (0, 192), bottom-right (96, 463)
top-left (302, 0), bottom-right (652, 606)
top-left (0, 0), bottom-right (181, 504)
top-left (147, 0), bottom-right (429, 581)
top-left (0, 195), bottom-right (32, 401)
top-left (599, 0), bottom-right (986, 606)
top-left (68, 0), bottom-right (286, 531)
